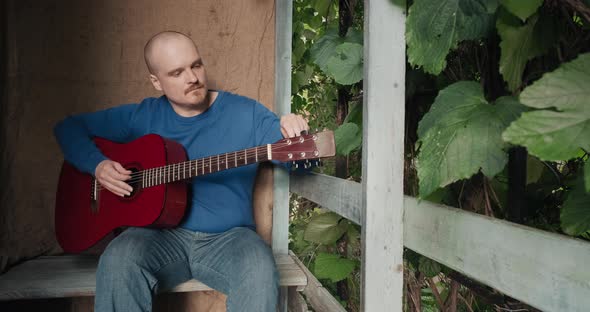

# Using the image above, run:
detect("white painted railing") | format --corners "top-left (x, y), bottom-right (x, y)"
top-left (291, 173), bottom-right (590, 312)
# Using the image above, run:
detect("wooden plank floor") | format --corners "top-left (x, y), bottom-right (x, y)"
top-left (0, 254), bottom-right (307, 300)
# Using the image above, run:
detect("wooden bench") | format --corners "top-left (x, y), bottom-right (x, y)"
top-left (0, 253), bottom-right (307, 301)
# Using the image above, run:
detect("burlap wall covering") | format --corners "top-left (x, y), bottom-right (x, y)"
top-left (0, 0), bottom-right (276, 273)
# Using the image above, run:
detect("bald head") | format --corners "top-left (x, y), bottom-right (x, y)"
top-left (144, 31), bottom-right (198, 74)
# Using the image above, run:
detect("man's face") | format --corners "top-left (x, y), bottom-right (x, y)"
top-left (149, 37), bottom-right (209, 109)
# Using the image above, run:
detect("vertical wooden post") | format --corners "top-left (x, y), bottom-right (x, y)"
top-left (274, 1), bottom-right (292, 311)
top-left (361, 0), bottom-right (406, 311)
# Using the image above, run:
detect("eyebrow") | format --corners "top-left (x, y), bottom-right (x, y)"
top-left (166, 58), bottom-right (203, 76)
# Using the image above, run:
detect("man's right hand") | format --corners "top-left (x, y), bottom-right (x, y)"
top-left (95, 160), bottom-right (133, 197)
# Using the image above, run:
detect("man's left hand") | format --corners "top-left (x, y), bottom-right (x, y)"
top-left (280, 114), bottom-right (310, 138)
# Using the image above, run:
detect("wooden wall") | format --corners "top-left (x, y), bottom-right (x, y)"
top-left (0, 0), bottom-right (276, 310)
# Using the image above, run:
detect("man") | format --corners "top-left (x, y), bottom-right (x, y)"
top-left (54, 30), bottom-right (308, 312)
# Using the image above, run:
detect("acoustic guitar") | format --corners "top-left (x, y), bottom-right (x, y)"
top-left (55, 131), bottom-right (335, 253)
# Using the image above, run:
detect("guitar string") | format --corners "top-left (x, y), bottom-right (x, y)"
top-left (95, 141), bottom-right (319, 191)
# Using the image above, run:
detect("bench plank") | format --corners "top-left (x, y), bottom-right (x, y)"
top-left (0, 254), bottom-right (307, 301)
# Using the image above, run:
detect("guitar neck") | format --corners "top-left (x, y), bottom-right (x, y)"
top-left (140, 144), bottom-right (272, 188)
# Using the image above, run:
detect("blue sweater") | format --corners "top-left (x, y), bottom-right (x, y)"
top-left (54, 91), bottom-right (284, 233)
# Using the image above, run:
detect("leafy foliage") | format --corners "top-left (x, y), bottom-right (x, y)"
top-left (419, 257), bottom-right (443, 278)
top-left (335, 122), bottom-right (362, 156)
top-left (292, 0), bottom-right (590, 311)
top-left (499, 0), bottom-right (543, 21)
top-left (314, 252), bottom-right (358, 282)
top-left (326, 42), bottom-right (364, 85)
top-left (304, 211), bottom-right (347, 245)
top-left (560, 174), bottom-right (590, 236)
top-left (406, 0), bottom-right (497, 74)
top-left (503, 53), bottom-right (590, 161)
top-left (497, 12), bottom-right (553, 92)
top-left (417, 81), bottom-right (525, 197)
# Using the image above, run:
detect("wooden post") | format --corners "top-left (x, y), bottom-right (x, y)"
top-left (274, 1), bottom-right (293, 311)
top-left (361, 0), bottom-right (406, 310)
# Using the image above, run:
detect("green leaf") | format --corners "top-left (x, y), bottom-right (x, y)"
top-left (585, 164), bottom-right (590, 193)
top-left (344, 102), bottom-right (362, 126)
top-left (406, 0), bottom-right (496, 74)
top-left (325, 42), bottom-right (363, 85)
top-left (417, 81), bottom-right (526, 198)
top-left (460, 0), bottom-right (499, 40)
top-left (560, 175), bottom-right (590, 236)
top-left (497, 12), bottom-right (551, 92)
top-left (527, 155), bottom-right (544, 184)
top-left (310, 29), bottom-right (363, 74)
top-left (499, 0), bottom-right (543, 21)
top-left (335, 122), bottom-right (362, 156)
top-left (304, 212), bottom-right (347, 244)
top-left (314, 252), bottom-right (357, 282)
top-left (310, 29), bottom-right (342, 71)
top-left (503, 53), bottom-right (590, 161)
top-left (312, 0), bottom-right (332, 17)
top-left (419, 256), bottom-right (442, 278)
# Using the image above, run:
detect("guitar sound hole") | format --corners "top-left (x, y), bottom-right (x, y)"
top-left (125, 167), bottom-right (141, 198)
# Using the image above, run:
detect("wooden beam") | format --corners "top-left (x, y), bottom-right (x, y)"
top-left (274, 1), bottom-right (293, 311)
top-left (272, 0), bottom-right (292, 256)
top-left (361, 0), bottom-right (406, 310)
top-left (290, 173), bottom-right (361, 225)
top-left (289, 174), bottom-right (590, 312)
top-left (404, 197), bottom-right (590, 312)
top-left (0, 254), bottom-right (307, 301)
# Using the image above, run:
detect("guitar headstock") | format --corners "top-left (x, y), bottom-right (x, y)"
top-left (271, 130), bottom-right (335, 162)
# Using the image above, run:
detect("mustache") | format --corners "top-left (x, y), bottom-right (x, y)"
top-left (185, 84), bottom-right (203, 94)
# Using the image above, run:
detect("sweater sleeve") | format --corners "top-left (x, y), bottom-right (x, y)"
top-left (53, 103), bottom-right (139, 175)
top-left (253, 102), bottom-right (283, 147)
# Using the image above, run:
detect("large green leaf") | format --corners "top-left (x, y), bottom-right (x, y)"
top-left (499, 0), bottom-right (543, 21)
top-left (406, 0), bottom-right (497, 74)
top-left (497, 12), bottom-right (551, 92)
top-left (585, 164), bottom-right (590, 193)
top-left (310, 29), bottom-right (363, 72)
top-left (314, 252), bottom-right (357, 282)
top-left (503, 53), bottom-right (590, 160)
top-left (325, 42), bottom-right (363, 85)
top-left (335, 122), bottom-right (362, 156)
top-left (460, 0), bottom-right (499, 40)
top-left (417, 81), bottom-right (525, 198)
top-left (310, 29), bottom-right (342, 71)
top-left (560, 175), bottom-right (590, 236)
top-left (304, 212), bottom-right (347, 245)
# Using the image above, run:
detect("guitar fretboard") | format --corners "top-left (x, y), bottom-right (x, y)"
top-left (141, 145), bottom-right (271, 188)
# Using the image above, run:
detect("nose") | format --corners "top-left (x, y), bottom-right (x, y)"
top-left (186, 69), bottom-right (198, 84)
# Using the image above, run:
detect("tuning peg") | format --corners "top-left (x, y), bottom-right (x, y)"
top-left (300, 130), bottom-right (308, 136)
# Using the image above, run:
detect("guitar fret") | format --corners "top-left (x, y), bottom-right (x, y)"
top-left (245, 149), bottom-right (248, 165)
top-left (209, 157), bottom-right (212, 173)
top-left (226, 153), bottom-right (228, 169)
top-left (217, 155), bottom-right (220, 172)
top-left (234, 151), bottom-right (237, 167)
top-left (255, 148), bottom-right (258, 162)
top-left (201, 159), bottom-right (204, 175)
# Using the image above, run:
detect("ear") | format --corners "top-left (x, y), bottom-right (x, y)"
top-left (149, 74), bottom-right (162, 91)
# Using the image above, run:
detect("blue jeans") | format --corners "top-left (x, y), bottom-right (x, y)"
top-left (94, 227), bottom-right (279, 312)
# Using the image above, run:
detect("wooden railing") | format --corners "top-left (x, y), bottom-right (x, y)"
top-left (291, 173), bottom-right (590, 312)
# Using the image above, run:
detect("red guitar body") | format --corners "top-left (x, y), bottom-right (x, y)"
top-left (55, 135), bottom-right (188, 253)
